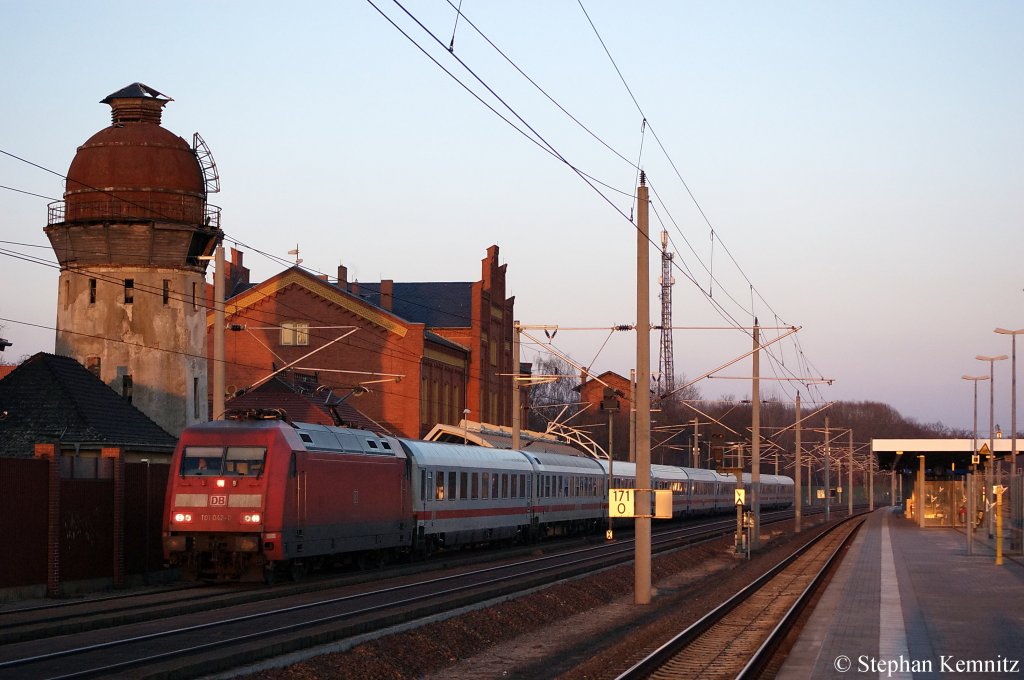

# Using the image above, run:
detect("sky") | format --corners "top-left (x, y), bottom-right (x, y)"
top-left (1, 1), bottom-right (1022, 434)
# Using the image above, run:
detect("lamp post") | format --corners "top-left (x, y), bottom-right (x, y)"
top-left (977, 355), bottom-right (1008, 464)
top-left (964, 373), bottom-right (992, 539)
top-left (974, 350), bottom-right (1007, 536)
top-left (995, 329), bottom-right (1023, 477)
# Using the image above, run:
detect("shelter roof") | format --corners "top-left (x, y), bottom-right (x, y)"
top-left (424, 419), bottom-right (587, 456)
top-left (871, 438), bottom-right (1016, 471)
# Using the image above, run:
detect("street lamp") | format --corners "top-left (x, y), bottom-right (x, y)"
top-left (963, 373), bottom-right (990, 537)
top-left (995, 328), bottom-right (1023, 477)
top-left (977, 354), bottom-right (1008, 517)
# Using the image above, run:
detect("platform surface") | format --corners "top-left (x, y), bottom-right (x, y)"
top-left (777, 507), bottom-right (1024, 679)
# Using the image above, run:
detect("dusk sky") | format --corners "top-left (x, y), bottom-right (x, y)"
top-left (2, 1), bottom-right (1022, 433)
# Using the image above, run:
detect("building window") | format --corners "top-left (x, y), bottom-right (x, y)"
top-left (121, 374), bottom-right (133, 402)
top-left (194, 377), bottom-right (200, 419)
top-left (490, 340), bottom-right (497, 366)
top-left (124, 279), bottom-right (134, 304)
top-left (89, 278), bottom-right (96, 304)
top-left (163, 280), bottom-right (170, 305)
top-left (192, 282), bottom-right (198, 310)
top-left (281, 321), bottom-right (309, 346)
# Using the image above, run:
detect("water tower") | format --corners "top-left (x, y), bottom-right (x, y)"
top-left (44, 83), bottom-right (222, 435)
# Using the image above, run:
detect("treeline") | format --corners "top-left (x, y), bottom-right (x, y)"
top-left (524, 356), bottom-right (968, 464)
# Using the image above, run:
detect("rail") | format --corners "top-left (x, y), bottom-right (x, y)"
top-left (615, 512), bottom-right (865, 680)
top-left (47, 199), bottom-right (221, 229)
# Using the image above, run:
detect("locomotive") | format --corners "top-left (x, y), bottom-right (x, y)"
top-left (162, 411), bottom-right (794, 581)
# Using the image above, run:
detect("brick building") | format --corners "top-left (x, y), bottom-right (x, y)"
top-left (210, 245), bottom-right (516, 439)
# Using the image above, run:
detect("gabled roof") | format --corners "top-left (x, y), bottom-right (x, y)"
top-left (214, 268), bottom-right (408, 337)
top-left (0, 353), bottom-right (177, 457)
top-left (226, 374), bottom-right (391, 435)
top-left (360, 282), bottom-right (473, 328)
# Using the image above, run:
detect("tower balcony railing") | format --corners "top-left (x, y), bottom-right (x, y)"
top-left (47, 199), bottom-right (221, 230)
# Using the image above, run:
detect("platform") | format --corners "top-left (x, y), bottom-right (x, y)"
top-left (777, 507), bottom-right (1024, 679)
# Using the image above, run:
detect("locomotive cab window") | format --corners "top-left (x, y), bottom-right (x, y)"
top-left (181, 447), bottom-right (224, 475)
top-left (226, 446), bottom-right (266, 476)
top-left (181, 446), bottom-right (266, 476)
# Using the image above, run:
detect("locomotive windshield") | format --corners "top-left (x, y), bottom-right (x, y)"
top-left (181, 446), bottom-right (266, 477)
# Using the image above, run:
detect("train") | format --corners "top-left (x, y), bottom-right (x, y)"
top-left (162, 410), bottom-right (794, 581)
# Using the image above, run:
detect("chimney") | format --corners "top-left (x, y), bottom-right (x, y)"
top-left (337, 264), bottom-right (348, 291)
top-left (482, 244), bottom-right (499, 289)
top-left (351, 280), bottom-right (360, 297)
top-left (381, 280), bottom-right (394, 311)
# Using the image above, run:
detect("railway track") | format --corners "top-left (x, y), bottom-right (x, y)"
top-left (0, 507), bottom-right (848, 679)
top-left (615, 513), bottom-right (865, 680)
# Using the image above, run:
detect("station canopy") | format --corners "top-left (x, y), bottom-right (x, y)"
top-left (872, 438), bottom-right (1017, 472)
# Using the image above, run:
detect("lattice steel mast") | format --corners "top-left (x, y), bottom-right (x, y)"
top-left (658, 230), bottom-right (675, 397)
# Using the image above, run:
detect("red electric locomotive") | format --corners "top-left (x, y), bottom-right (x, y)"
top-left (163, 411), bottom-right (411, 581)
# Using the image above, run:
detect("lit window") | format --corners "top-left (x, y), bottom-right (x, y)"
top-left (281, 321), bottom-right (309, 346)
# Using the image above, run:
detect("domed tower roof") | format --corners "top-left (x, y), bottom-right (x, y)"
top-left (46, 84), bottom-right (221, 269)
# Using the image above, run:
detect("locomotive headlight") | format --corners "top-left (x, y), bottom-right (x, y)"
top-left (216, 479), bottom-right (226, 488)
top-left (242, 513), bottom-right (262, 524)
top-left (173, 512), bottom-right (193, 523)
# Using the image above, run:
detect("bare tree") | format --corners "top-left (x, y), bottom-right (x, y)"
top-left (524, 355), bottom-right (582, 431)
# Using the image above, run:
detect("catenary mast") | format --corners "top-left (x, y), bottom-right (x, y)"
top-left (658, 230), bottom-right (675, 397)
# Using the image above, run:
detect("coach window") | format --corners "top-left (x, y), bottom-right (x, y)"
top-left (481, 472), bottom-right (490, 499)
top-left (491, 473), bottom-right (499, 498)
top-left (511, 474), bottom-right (518, 498)
top-left (435, 472), bottom-right (445, 500)
top-left (460, 472), bottom-right (469, 499)
top-left (471, 473), bottom-right (479, 499)
top-left (501, 473), bottom-right (509, 498)
top-left (447, 471), bottom-right (457, 500)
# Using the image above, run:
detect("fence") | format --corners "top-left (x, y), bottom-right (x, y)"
top-left (0, 451), bottom-right (170, 596)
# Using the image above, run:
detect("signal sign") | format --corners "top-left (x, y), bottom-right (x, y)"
top-left (734, 489), bottom-right (746, 506)
top-left (609, 489), bottom-right (634, 517)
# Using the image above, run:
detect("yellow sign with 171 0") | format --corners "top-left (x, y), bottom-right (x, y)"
top-left (608, 488), bottom-right (673, 518)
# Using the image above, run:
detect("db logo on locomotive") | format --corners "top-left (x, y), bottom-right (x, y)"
top-left (210, 495), bottom-right (228, 506)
